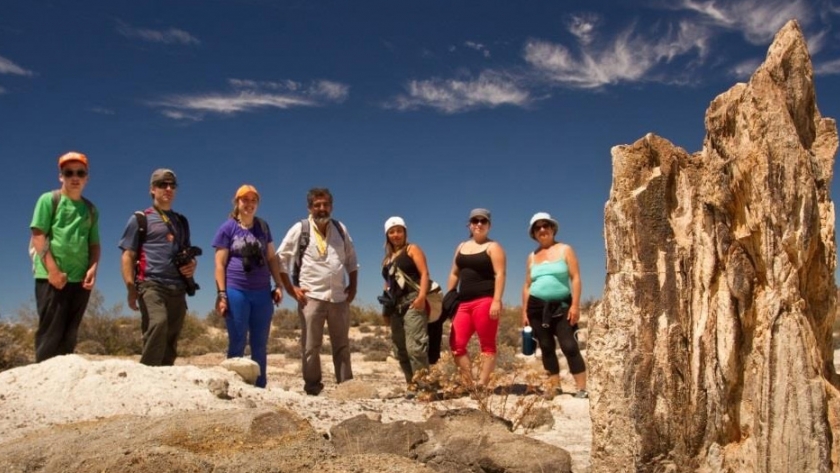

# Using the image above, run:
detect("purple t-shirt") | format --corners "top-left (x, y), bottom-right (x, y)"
top-left (212, 218), bottom-right (273, 291)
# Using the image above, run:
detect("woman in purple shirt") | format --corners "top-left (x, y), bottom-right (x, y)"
top-left (212, 185), bottom-right (284, 388)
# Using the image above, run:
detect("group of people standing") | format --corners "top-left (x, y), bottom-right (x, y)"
top-left (381, 208), bottom-right (588, 399)
top-left (29, 151), bottom-right (587, 399)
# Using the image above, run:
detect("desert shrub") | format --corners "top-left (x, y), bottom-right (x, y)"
top-left (363, 351), bottom-right (390, 362)
top-left (178, 311), bottom-right (228, 356)
top-left (77, 314), bottom-right (142, 356)
top-left (206, 309), bottom-right (226, 329)
top-left (272, 308), bottom-right (299, 338)
top-left (353, 334), bottom-right (391, 354)
top-left (0, 322), bottom-right (33, 371)
top-left (414, 351), bottom-right (545, 432)
top-left (497, 306), bottom-right (523, 352)
top-left (350, 304), bottom-right (382, 327)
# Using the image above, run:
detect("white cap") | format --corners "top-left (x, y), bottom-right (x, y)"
top-left (529, 212), bottom-right (559, 239)
top-left (384, 216), bottom-right (406, 234)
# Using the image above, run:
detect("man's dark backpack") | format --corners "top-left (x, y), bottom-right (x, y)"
top-left (292, 218), bottom-right (346, 286)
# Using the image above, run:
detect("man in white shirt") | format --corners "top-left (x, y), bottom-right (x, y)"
top-left (277, 188), bottom-right (358, 395)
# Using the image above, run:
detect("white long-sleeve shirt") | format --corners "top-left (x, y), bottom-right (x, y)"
top-left (276, 218), bottom-right (359, 303)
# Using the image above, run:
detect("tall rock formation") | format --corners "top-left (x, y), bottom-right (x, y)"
top-left (591, 20), bottom-right (839, 472)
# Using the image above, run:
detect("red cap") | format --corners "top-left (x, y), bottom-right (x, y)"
top-left (58, 152), bottom-right (88, 169)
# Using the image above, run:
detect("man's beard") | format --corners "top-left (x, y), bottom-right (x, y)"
top-left (313, 212), bottom-right (330, 225)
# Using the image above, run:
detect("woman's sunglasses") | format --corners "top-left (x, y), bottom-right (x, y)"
top-left (533, 222), bottom-right (553, 231)
top-left (470, 218), bottom-right (489, 225)
top-left (61, 169), bottom-right (88, 178)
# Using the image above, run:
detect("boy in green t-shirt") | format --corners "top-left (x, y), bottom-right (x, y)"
top-left (29, 151), bottom-right (101, 362)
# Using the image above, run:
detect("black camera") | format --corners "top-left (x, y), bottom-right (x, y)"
top-left (240, 242), bottom-right (265, 273)
top-left (172, 246), bottom-right (202, 297)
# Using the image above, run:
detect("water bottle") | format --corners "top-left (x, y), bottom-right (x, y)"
top-left (522, 326), bottom-right (536, 356)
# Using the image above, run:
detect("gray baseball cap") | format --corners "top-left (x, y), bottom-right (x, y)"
top-left (150, 168), bottom-right (177, 186)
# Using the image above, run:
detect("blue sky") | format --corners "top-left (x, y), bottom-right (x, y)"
top-left (3, 0), bottom-right (840, 318)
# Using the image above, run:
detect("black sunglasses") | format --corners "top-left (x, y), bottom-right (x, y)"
top-left (470, 218), bottom-right (489, 225)
top-left (61, 169), bottom-right (88, 178)
top-left (154, 181), bottom-right (178, 190)
top-left (533, 222), bottom-right (553, 231)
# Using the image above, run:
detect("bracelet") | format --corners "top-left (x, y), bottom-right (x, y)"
top-left (217, 291), bottom-right (227, 299)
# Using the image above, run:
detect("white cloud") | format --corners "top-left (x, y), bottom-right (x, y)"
top-left (161, 110), bottom-right (203, 121)
top-left (464, 41), bottom-right (491, 58)
top-left (567, 13), bottom-right (600, 45)
top-left (525, 20), bottom-right (710, 88)
top-left (0, 55), bottom-right (34, 76)
top-left (678, 0), bottom-right (813, 44)
top-left (388, 71), bottom-right (530, 113)
top-left (729, 58), bottom-right (762, 79)
top-left (153, 78), bottom-right (349, 119)
top-left (806, 29), bottom-right (828, 55)
top-left (116, 21), bottom-right (200, 45)
top-left (815, 58), bottom-right (840, 75)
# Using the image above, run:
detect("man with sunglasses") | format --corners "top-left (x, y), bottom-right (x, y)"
top-left (119, 169), bottom-right (197, 366)
top-left (29, 151), bottom-right (100, 362)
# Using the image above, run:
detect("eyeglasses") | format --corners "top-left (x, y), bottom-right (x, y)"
top-left (154, 181), bottom-right (178, 190)
top-left (533, 222), bottom-right (553, 231)
top-left (61, 169), bottom-right (88, 178)
top-left (470, 218), bottom-right (489, 225)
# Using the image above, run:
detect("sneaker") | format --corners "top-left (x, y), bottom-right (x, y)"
top-left (574, 389), bottom-right (589, 399)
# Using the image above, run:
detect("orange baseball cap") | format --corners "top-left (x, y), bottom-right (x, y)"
top-left (235, 184), bottom-right (260, 200)
top-left (58, 151), bottom-right (88, 169)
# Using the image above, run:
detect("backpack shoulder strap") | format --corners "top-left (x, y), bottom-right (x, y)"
top-left (133, 210), bottom-right (148, 249)
top-left (293, 219), bottom-right (310, 286)
top-left (255, 217), bottom-right (269, 236)
top-left (173, 211), bottom-right (191, 246)
top-left (45, 190), bottom-right (61, 237)
top-left (331, 219), bottom-right (346, 242)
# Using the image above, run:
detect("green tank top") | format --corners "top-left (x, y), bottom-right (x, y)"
top-left (529, 259), bottom-right (570, 301)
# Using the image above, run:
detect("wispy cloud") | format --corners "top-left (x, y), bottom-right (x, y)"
top-left (524, 20), bottom-right (710, 88)
top-left (0, 55), bottom-right (35, 76)
top-left (729, 58), bottom-right (762, 79)
top-left (567, 13), bottom-right (600, 46)
top-left (388, 71), bottom-right (530, 113)
top-left (464, 41), bottom-right (491, 58)
top-left (677, 0), bottom-right (813, 44)
top-left (152, 79), bottom-right (349, 120)
top-left (815, 58), bottom-right (840, 75)
top-left (116, 21), bottom-right (200, 45)
top-left (0, 85), bottom-right (6, 94)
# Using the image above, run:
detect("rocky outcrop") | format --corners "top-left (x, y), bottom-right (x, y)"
top-left (331, 408), bottom-right (572, 473)
top-left (0, 407), bottom-right (570, 473)
top-left (591, 20), bottom-right (839, 473)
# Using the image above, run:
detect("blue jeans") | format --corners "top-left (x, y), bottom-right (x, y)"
top-left (226, 288), bottom-right (273, 388)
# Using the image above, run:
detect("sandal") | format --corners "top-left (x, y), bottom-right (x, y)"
top-left (574, 389), bottom-right (589, 399)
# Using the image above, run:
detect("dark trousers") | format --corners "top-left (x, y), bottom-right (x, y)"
top-left (35, 279), bottom-right (91, 362)
top-left (526, 296), bottom-right (586, 375)
top-left (427, 316), bottom-right (445, 365)
top-left (138, 281), bottom-right (187, 366)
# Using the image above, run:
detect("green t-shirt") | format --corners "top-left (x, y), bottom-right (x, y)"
top-left (30, 191), bottom-right (100, 282)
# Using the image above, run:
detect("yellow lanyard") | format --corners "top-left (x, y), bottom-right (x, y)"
top-left (310, 216), bottom-right (328, 257)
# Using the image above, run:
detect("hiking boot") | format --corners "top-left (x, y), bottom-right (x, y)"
top-left (304, 382), bottom-right (324, 396)
top-left (574, 389), bottom-right (589, 399)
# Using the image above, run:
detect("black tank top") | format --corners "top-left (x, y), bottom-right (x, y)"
top-left (381, 246), bottom-right (421, 299)
top-left (456, 249), bottom-right (495, 301)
